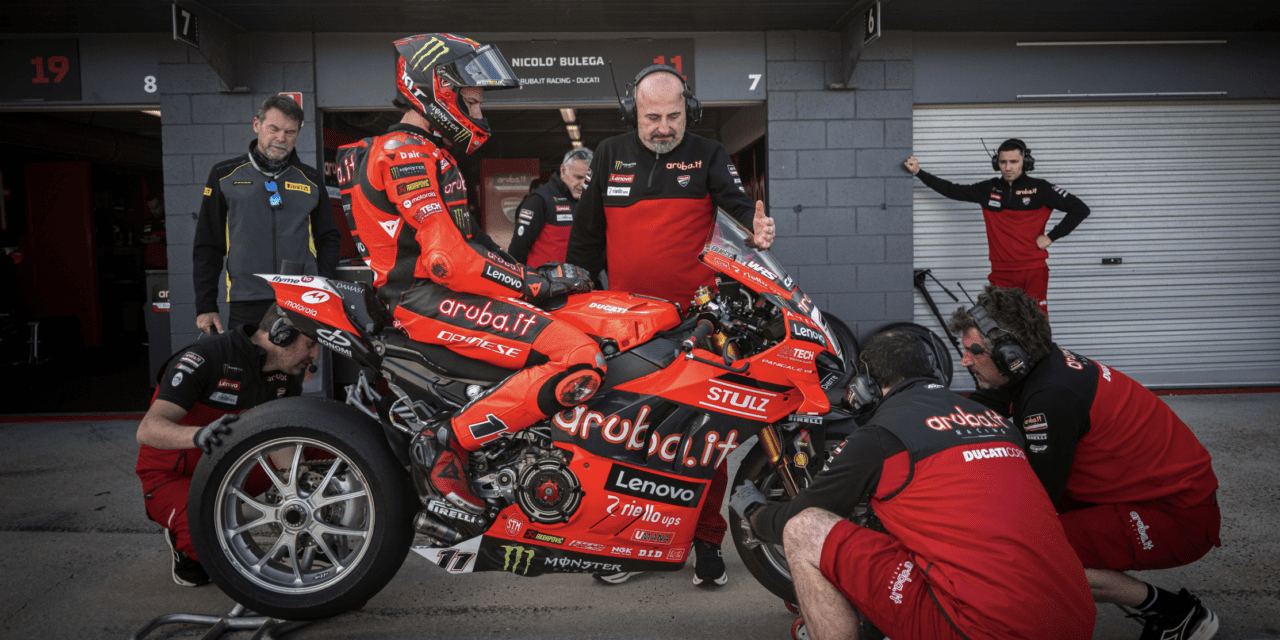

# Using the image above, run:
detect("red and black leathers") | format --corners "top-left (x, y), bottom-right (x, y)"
top-left (752, 379), bottom-right (1094, 640)
top-left (508, 173), bottom-right (576, 268)
top-left (914, 170), bottom-right (1089, 272)
top-left (972, 346), bottom-right (1219, 511)
top-left (336, 124), bottom-right (603, 453)
top-left (136, 326), bottom-right (301, 559)
top-left (566, 131), bottom-right (755, 307)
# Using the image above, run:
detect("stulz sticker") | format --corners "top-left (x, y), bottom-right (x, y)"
top-left (701, 381), bottom-right (776, 420)
top-left (603, 464), bottom-right (704, 508)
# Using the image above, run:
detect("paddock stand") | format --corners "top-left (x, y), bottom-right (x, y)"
top-left (130, 603), bottom-right (313, 640)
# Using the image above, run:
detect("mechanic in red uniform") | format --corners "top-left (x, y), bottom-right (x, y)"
top-left (905, 139), bottom-right (1089, 315)
top-left (950, 286), bottom-right (1220, 640)
top-left (135, 309), bottom-right (315, 586)
top-left (732, 330), bottom-right (1093, 640)
top-left (335, 34), bottom-right (602, 535)
top-left (507, 148), bottom-right (592, 267)
top-left (567, 65), bottom-right (776, 587)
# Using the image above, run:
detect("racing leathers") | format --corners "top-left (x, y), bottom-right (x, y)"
top-left (336, 124), bottom-right (604, 488)
top-left (566, 130), bottom-right (755, 548)
top-left (751, 379), bottom-right (1094, 640)
top-left (914, 170), bottom-right (1089, 311)
top-left (136, 325), bottom-right (301, 559)
top-left (566, 130), bottom-right (756, 307)
top-left (508, 172), bottom-right (576, 268)
top-left (970, 346), bottom-right (1221, 571)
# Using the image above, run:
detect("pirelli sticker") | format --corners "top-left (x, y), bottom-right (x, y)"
top-left (285, 181), bottom-right (311, 194)
top-left (203, 187), bottom-right (213, 196)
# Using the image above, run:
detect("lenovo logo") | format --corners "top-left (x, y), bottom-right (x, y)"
top-left (604, 465), bottom-right (703, 508)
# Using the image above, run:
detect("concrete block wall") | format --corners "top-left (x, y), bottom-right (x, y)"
top-left (765, 30), bottom-right (915, 342)
top-left (158, 34), bottom-right (319, 351)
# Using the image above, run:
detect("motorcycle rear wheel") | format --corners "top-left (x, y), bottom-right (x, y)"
top-left (188, 397), bottom-right (416, 620)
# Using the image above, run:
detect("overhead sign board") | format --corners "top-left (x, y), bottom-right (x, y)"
top-left (0, 38), bottom-right (82, 103)
top-left (863, 2), bottom-right (882, 47)
top-left (485, 39), bottom-right (695, 104)
top-left (172, 4), bottom-right (199, 48)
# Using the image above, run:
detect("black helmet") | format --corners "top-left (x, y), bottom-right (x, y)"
top-left (393, 34), bottom-right (520, 155)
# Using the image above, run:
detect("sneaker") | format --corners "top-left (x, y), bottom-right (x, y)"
top-left (592, 571), bottom-right (643, 584)
top-left (691, 538), bottom-right (728, 586)
top-left (1136, 589), bottom-right (1219, 640)
top-left (428, 439), bottom-right (485, 514)
top-left (164, 529), bottom-right (209, 587)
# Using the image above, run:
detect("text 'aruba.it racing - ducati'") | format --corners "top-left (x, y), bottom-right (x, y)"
top-left (187, 211), bottom-right (861, 620)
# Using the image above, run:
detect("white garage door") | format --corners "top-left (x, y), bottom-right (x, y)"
top-left (911, 101), bottom-right (1280, 389)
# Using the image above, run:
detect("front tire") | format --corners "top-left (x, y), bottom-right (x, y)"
top-left (188, 397), bottom-right (415, 620)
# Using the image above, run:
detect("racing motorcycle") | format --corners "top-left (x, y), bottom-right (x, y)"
top-left (188, 211), bottom-right (862, 620)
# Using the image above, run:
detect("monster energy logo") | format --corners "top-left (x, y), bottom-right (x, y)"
top-left (501, 545), bottom-right (536, 575)
top-left (409, 38), bottom-right (449, 73)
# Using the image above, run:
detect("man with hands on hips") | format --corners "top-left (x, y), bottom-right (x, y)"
top-left (135, 308), bottom-right (317, 586)
top-left (904, 138), bottom-right (1089, 315)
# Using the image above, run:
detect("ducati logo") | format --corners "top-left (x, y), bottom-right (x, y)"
top-left (677, 175), bottom-right (691, 187)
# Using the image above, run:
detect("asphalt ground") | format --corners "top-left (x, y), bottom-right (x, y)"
top-left (1, 393), bottom-right (1278, 640)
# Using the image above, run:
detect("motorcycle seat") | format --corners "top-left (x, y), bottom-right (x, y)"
top-left (380, 331), bottom-right (510, 384)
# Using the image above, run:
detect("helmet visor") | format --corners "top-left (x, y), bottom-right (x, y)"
top-left (443, 45), bottom-right (520, 90)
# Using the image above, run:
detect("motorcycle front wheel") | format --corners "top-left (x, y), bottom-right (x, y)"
top-left (188, 397), bottom-right (416, 620)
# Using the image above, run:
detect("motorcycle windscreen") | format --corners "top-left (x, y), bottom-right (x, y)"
top-left (698, 211), bottom-right (842, 358)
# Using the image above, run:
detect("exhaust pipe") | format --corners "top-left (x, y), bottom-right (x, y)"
top-left (413, 510), bottom-right (464, 545)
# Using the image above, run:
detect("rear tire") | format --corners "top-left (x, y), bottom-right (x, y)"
top-left (188, 396), bottom-right (416, 620)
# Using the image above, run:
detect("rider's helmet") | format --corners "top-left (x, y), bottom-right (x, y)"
top-left (393, 34), bottom-right (520, 155)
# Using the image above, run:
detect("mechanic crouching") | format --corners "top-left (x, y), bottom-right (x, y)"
top-left (951, 286), bottom-right (1221, 640)
top-left (134, 308), bottom-right (317, 586)
top-left (731, 331), bottom-right (1094, 640)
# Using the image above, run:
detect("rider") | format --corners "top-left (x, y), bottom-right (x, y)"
top-left (336, 34), bottom-right (603, 534)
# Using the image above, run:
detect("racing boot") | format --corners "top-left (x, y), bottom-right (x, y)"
top-left (410, 422), bottom-right (486, 542)
top-left (427, 426), bottom-right (486, 515)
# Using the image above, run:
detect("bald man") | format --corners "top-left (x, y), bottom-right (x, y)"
top-left (568, 66), bottom-right (775, 589)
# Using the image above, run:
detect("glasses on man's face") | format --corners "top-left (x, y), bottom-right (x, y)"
top-left (265, 181), bottom-right (282, 209)
top-left (963, 342), bottom-right (988, 357)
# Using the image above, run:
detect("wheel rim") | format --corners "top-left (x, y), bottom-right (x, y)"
top-left (213, 436), bottom-right (375, 594)
top-left (755, 467), bottom-right (794, 582)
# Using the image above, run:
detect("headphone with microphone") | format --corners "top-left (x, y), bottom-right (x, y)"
top-left (992, 138), bottom-right (1035, 172)
top-left (968, 304), bottom-right (1030, 381)
top-left (267, 308), bottom-right (300, 347)
top-left (845, 362), bottom-right (882, 413)
top-left (619, 64), bottom-right (702, 127)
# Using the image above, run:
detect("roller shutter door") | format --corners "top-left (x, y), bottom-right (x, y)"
top-left (911, 101), bottom-right (1280, 389)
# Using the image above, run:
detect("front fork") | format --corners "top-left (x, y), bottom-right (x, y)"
top-left (758, 424), bottom-right (801, 498)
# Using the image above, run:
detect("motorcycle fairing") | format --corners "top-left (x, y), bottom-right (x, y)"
top-left (546, 292), bottom-right (682, 352)
top-left (261, 274), bottom-right (379, 367)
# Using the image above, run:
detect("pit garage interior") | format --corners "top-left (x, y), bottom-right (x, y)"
top-left (2, 1), bottom-right (1278, 415)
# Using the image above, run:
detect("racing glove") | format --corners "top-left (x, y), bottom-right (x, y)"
top-left (524, 262), bottom-right (593, 302)
top-left (729, 480), bottom-right (769, 525)
top-left (193, 413), bottom-right (239, 454)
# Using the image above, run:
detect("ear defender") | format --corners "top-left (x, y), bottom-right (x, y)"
top-left (992, 138), bottom-right (1035, 172)
top-left (968, 304), bottom-right (1030, 381)
top-left (620, 64), bottom-right (702, 127)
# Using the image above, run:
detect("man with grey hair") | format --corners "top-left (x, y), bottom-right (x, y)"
top-left (508, 148), bottom-right (592, 267)
top-left (568, 65), bottom-right (775, 589)
top-left (193, 95), bottom-right (340, 334)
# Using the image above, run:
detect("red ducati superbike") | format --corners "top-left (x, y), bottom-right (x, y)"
top-left (188, 212), bottom-right (860, 620)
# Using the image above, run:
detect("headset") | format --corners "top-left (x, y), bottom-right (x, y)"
top-left (267, 307), bottom-right (300, 347)
top-left (619, 64), bottom-right (702, 127)
top-left (967, 304), bottom-right (1030, 380)
top-left (845, 362), bottom-right (882, 413)
top-left (992, 138), bottom-right (1035, 173)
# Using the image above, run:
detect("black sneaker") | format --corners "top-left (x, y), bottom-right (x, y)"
top-left (164, 529), bottom-right (209, 587)
top-left (1136, 589), bottom-right (1219, 640)
top-left (692, 538), bottom-right (728, 586)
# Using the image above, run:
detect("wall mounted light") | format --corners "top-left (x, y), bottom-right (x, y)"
top-left (566, 124), bottom-right (581, 141)
top-left (560, 108), bottom-right (576, 123)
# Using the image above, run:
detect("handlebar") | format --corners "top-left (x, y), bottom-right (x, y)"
top-left (682, 319), bottom-right (716, 354)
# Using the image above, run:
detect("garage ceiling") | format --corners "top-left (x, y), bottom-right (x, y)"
top-left (3, 0), bottom-right (1278, 33)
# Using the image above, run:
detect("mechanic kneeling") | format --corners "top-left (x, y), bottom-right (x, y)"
top-left (951, 286), bottom-right (1221, 640)
top-left (135, 308), bottom-right (318, 586)
top-left (731, 331), bottom-right (1093, 640)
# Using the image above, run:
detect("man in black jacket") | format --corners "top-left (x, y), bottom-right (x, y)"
top-left (193, 95), bottom-right (341, 335)
top-left (508, 148), bottom-right (592, 267)
top-left (568, 66), bottom-right (775, 588)
top-left (904, 139), bottom-right (1089, 315)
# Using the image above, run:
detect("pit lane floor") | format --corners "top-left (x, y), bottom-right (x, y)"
top-left (1, 393), bottom-right (1277, 639)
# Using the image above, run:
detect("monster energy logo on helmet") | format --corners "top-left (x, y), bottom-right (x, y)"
top-left (501, 545), bottom-right (536, 575)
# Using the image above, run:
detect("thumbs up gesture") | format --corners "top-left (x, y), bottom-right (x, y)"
top-left (751, 201), bottom-right (775, 249)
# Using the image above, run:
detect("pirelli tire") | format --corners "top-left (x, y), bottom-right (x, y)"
top-left (188, 396), bottom-right (416, 621)
top-left (728, 432), bottom-right (849, 604)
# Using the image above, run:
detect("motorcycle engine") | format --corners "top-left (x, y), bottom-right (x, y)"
top-left (472, 427), bottom-right (582, 525)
